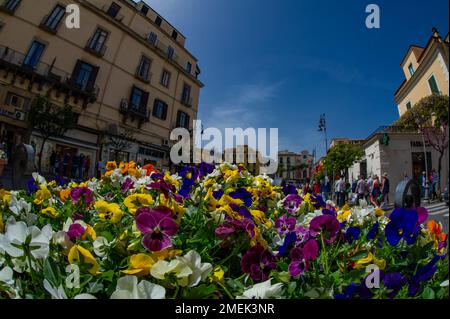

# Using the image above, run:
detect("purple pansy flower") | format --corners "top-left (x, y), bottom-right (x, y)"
top-left (293, 225), bottom-right (310, 246)
top-left (135, 207), bottom-right (178, 252)
top-left (66, 223), bottom-right (85, 240)
top-left (241, 245), bottom-right (277, 282)
top-left (288, 239), bottom-right (319, 277)
top-left (283, 194), bottom-right (302, 214)
top-left (309, 214), bottom-right (340, 244)
top-left (275, 215), bottom-right (297, 236)
top-left (229, 188), bottom-right (253, 207)
top-left (198, 162), bottom-right (215, 177)
top-left (212, 189), bottom-right (224, 200)
top-left (345, 227), bottom-right (361, 243)
top-left (70, 187), bottom-right (94, 205)
top-left (121, 177), bottom-right (135, 193)
top-left (178, 166), bottom-right (199, 198)
top-left (408, 255), bottom-right (440, 296)
top-left (282, 184), bottom-right (298, 196)
top-left (384, 272), bottom-right (407, 298)
top-left (385, 208), bottom-right (418, 246)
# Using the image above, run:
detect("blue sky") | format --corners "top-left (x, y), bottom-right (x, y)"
top-left (145, 0), bottom-right (449, 158)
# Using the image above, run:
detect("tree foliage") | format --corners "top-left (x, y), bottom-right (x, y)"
top-left (395, 94), bottom-right (449, 129)
top-left (27, 95), bottom-right (77, 170)
top-left (323, 142), bottom-right (363, 175)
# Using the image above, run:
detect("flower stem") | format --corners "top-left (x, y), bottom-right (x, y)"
top-left (320, 234), bottom-right (329, 276)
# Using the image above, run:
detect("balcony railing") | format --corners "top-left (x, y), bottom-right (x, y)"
top-left (0, 45), bottom-right (99, 101)
top-left (120, 99), bottom-right (149, 122)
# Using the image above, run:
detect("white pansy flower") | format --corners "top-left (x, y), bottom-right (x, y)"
top-left (44, 279), bottom-right (97, 299)
top-left (32, 172), bottom-right (47, 186)
top-left (8, 194), bottom-right (32, 217)
top-left (93, 236), bottom-right (112, 258)
top-left (0, 221), bottom-right (53, 260)
top-left (53, 231), bottom-right (73, 250)
top-left (237, 279), bottom-right (284, 299)
top-left (0, 266), bottom-right (14, 286)
top-left (150, 259), bottom-right (193, 287)
top-left (177, 251), bottom-right (213, 288)
top-left (110, 276), bottom-right (165, 299)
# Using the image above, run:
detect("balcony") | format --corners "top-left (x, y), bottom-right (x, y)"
top-left (85, 39), bottom-right (107, 58)
top-left (0, 45), bottom-right (99, 106)
top-left (119, 99), bottom-right (149, 127)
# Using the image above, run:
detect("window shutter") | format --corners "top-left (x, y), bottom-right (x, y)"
top-left (162, 102), bottom-right (168, 120)
top-left (152, 99), bottom-right (158, 117)
top-left (141, 90), bottom-right (149, 111)
top-left (185, 114), bottom-right (190, 129)
top-left (69, 60), bottom-right (83, 85)
top-left (86, 65), bottom-right (99, 92)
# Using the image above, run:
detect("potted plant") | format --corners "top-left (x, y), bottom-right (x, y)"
top-left (0, 149), bottom-right (8, 176)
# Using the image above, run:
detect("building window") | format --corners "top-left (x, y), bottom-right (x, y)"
top-left (1, 0), bottom-right (21, 13)
top-left (153, 99), bottom-right (168, 120)
top-left (171, 30), bottom-right (178, 40)
top-left (186, 62), bottom-right (192, 74)
top-left (41, 4), bottom-right (65, 31)
top-left (428, 75), bottom-right (440, 94)
top-left (106, 2), bottom-right (121, 18)
top-left (167, 46), bottom-right (175, 59)
top-left (5, 92), bottom-right (29, 110)
top-left (177, 111), bottom-right (190, 129)
top-left (23, 40), bottom-right (46, 68)
top-left (181, 83), bottom-right (191, 105)
top-left (140, 4), bottom-right (149, 15)
top-left (160, 69), bottom-right (171, 87)
top-left (406, 101), bottom-right (412, 110)
top-left (408, 63), bottom-right (415, 76)
top-left (136, 56), bottom-right (151, 81)
top-left (70, 60), bottom-right (99, 92)
top-left (130, 86), bottom-right (149, 112)
top-left (87, 27), bottom-right (108, 56)
top-left (147, 32), bottom-right (157, 46)
top-left (155, 16), bottom-right (162, 26)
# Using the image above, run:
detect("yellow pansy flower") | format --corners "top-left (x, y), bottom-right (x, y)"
top-left (106, 161), bottom-right (117, 171)
top-left (95, 200), bottom-right (123, 223)
top-left (83, 225), bottom-right (97, 241)
top-left (164, 172), bottom-right (180, 188)
top-left (374, 208), bottom-right (385, 217)
top-left (159, 194), bottom-right (185, 224)
top-left (218, 195), bottom-right (243, 207)
top-left (223, 169), bottom-right (239, 183)
top-left (204, 188), bottom-right (219, 211)
top-left (33, 187), bottom-right (52, 205)
top-left (354, 252), bottom-right (386, 270)
top-left (124, 193), bottom-right (154, 214)
top-left (303, 193), bottom-right (311, 203)
top-left (210, 266), bottom-right (225, 283)
top-left (0, 189), bottom-right (11, 205)
top-left (68, 245), bottom-right (100, 275)
top-left (122, 253), bottom-right (158, 276)
top-left (41, 207), bottom-right (59, 218)
top-left (250, 210), bottom-right (273, 229)
top-left (337, 210), bottom-right (351, 223)
top-left (59, 188), bottom-right (71, 203)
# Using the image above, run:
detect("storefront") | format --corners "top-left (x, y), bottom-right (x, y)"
top-left (349, 131), bottom-right (449, 202)
top-left (30, 128), bottom-right (99, 178)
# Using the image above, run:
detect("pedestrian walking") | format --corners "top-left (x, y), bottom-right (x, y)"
top-left (371, 175), bottom-right (382, 207)
top-left (356, 175), bottom-right (367, 202)
top-left (381, 172), bottom-right (390, 207)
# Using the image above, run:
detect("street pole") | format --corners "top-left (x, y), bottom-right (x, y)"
top-left (421, 132), bottom-right (430, 203)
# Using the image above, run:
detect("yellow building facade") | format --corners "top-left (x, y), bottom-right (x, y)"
top-left (0, 0), bottom-right (203, 176)
top-left (395, 28), bottom-right (449, 116)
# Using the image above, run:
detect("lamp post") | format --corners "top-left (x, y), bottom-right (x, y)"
top-left (415, 118), bottom-right (430, 204)
top-left (318, 113), bottom-right (328, 154)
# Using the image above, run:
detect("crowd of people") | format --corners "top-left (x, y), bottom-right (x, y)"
top-left (420, 169), bottom-right (440, 200)
top-left (49, 150), bottom-right (91, 180)
top-left (287, 173), bottom-right (391, 209)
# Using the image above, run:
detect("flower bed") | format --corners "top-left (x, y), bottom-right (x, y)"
top-left (0, 162), bottom-right (448, 299)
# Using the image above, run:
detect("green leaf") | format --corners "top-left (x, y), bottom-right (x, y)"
top-left (184, 284), bottom-right (217, 299)
top-left (422, 287), bottom-right (435, 299)
top-left (43, 258), bottom-right (59, 287)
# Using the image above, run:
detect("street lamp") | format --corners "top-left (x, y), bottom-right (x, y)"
top-left (415, 118), bottom-right (430, 204)
top-left (318, 113), bottom-right (328, 154)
